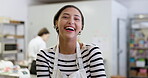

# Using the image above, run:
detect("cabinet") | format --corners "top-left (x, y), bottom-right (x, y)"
top-left (127, 18), bottom-right (148, 78)
top-left (0, 22), bottom-right (25, 60)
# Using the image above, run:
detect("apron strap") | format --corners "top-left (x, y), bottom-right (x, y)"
top-left (52, 45), bottom-right (59, 78)
top-left (76, 42), bottom-right (84, 69)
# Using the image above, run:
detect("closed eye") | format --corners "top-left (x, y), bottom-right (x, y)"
top-left (74, 17), bottom-right (80, 21)
top-left (74, 18), bottom-right (80, 21)
top-left (62, 16), bottom-right (69, 19)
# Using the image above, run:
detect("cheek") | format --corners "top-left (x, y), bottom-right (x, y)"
top-left (77, 21), bottom-right (82, 29)
top-left (46, 36), bottom-right (49, 40)
top-left (58, 20), bottom-right (66, 28)
top-left (77, 24), bottom-right (82, 31)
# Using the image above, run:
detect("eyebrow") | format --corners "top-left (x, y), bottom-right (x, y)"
top-left (63, 13), bottom-right (80, 17)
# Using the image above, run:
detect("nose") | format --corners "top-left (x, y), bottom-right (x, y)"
top-left (68, 18), bottom-right (74, 25)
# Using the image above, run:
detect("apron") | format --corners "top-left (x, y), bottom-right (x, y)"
top-left (52, 42), bottom-right (87, 78)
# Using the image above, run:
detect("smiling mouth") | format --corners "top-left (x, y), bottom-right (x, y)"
top-left (64, 26), bottom-right (75, 31)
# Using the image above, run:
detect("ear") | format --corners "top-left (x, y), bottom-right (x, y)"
top-left (78, 31), bottom-right (81, 35)
top-left (54, 20), bottom-right (58, 29)
top-left (55, 20), bottom-right (58, 27)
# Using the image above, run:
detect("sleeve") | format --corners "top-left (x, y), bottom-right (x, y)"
top-left (36, 50), bottom-right (51, 78)
top-left (89, 46), bottom-right (107, 78)
top-left (39, 42), bottom-right (46, 50)
top-left (28, 42), bottom-right (36, 62)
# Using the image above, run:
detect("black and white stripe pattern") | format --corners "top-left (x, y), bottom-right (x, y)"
top-left (36, 44), bottom-right (106, 78)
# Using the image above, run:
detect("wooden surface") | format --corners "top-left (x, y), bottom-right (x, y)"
top-left (111, 76), bottom-right (126, 78)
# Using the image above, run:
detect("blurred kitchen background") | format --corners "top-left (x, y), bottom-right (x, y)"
top-left (0, 0), bottom-right (148, 78)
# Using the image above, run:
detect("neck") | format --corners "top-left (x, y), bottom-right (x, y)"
top-left (59, 38), bottom-right (77, 54)
top-left (40, 36), bottom-right (45, 42)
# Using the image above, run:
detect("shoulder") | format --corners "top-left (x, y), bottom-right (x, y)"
top-left (81, 43), bottom-right (102, 57)
top-left (29, 37), bottom-right (44, 44)
top-left (37, 46), bottom-right (55, 58)
top-left (83, 43), bottom-right (101, 52)
top-left (81, 44), bottom-right (104, 64)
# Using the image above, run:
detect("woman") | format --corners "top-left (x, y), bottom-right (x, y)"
top-left (36, 5), bottom-right (106, 78)
top-left (28, 27), bottom-right (50, 74)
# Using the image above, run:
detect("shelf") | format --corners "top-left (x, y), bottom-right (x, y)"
top-left (0, 22), bottom-right (24, 26)
top-left (132, 27), bottom-right (148, 30)
top-left (130, 66), bottom-right (148, 68)
top-left (0, 21), bottom-right (25, 60)
top-left (1, 52), bottom-right (18, 54)
top-left (130, 47), bottom-right (148, 50)
top-left (128, 18), bottom-right (148, 78)
top-left (0, 50), bottom-right (18, 54)
top-left (0, 34), bottom-right (24, 39)
top-left (130, 76), bottom-right (148, 78)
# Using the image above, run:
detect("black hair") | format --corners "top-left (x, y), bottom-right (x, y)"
top-left (53, 5), bottom-right (84, 33)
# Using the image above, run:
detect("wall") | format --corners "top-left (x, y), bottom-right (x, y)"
top-left (28, 0), bottom-right (112, 77)
top-left (128, 0), bottom-right (148, 17)
top-left (112, 1), bottom-right (128, 76)
top-left (117, 0), bottom-right (148, 17)
top-left (0, 0), bottom-right (28, 21)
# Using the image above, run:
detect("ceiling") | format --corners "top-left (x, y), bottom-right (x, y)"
top-left (35, 0), bottom-right (86, 3)
top-left (31, 0), bottom-right (128, 7)
top-left (115, 0), bottom-right (129, 7)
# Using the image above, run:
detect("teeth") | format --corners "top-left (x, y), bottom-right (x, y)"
top-left (65, 27), bottom-right (74, 31)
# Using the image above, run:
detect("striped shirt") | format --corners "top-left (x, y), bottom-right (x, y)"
top-left (36, 44), bottom-right (106, 78)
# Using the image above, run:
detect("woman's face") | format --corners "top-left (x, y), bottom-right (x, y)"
top-left (42, 34), bottom-right (50, 42)
top-left (56, 7), bottom-right (82, 40)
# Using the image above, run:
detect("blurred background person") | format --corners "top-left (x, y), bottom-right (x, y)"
top-left (28, 27), bottom-right (50, 75)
